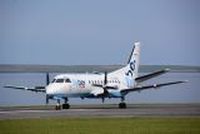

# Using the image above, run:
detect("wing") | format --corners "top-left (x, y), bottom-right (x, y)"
top-left (4, 85), bottom-right (46, 93)
top-left (135, 68), bottom-right (170, 83)
top-left (121, 80), bottom-right (187, 94)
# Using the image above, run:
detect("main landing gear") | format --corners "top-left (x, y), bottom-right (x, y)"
top-left (118, 97), bottom-right (127, 109)
top-left (118, 102), bottom-right (127, 109)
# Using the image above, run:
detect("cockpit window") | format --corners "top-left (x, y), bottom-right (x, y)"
top-left (51, 79), bottom-right (56, 83)
top-left (56, 79), bottom-right (64, 83)
top-left (65, 78), bottom-right (71, 83)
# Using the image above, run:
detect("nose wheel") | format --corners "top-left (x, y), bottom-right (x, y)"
top-left (62, 103), bottom-right (70, 109)
top-left (55, 103), bottom-right (70, 110)
top-left (62, 98), bottom-right (70, 109)
top-left (55, 105), bottom-right (61, 110)
top-left (55, 99), bottom-right (61, 110)
top-left (55, 98), bottom-right (70, 110)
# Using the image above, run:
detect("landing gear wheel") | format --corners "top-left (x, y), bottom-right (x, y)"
top-left (62, 103), bottom-right (70, 109)
top-left (119, 102), bottom-right (127, 109)
top-left (55, 105), bottom-right (61, 110)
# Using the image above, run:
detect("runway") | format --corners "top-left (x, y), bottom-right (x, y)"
top-left (0, 104), bottom-right (200, 120)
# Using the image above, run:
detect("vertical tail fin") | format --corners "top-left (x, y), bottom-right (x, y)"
top-left (126, 42), bottom-right (140, 78)
top-left (109, 42), bottom-right (141, 79)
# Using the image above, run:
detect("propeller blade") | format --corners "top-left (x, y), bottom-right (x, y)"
top-left (45, 73), bottom-right (50, 104)
top-left (46, 95), bottom-right (49, 104)
top-left (104, 72), bottom-right (107, 85)
top-left (46, 73), bottom-right (50, 85)
top-left (103, 72), bottom-right (110, 96)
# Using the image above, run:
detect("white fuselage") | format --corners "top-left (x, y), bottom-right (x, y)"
top-left (46, 73), bottom-right (133, 99)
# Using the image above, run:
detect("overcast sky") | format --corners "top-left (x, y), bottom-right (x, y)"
top-left (0, 0), bottom-right (200, 66)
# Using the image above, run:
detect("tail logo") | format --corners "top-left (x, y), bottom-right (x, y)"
top-left (125, 59), bottom-right (136, 77)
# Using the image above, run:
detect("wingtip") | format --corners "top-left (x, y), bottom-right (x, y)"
top-left (182, 80), bottom-right (189, 83)
top-left (165, 68), bottom-right (171, 72)
top-left (3, 85), bottom-right (11, 88)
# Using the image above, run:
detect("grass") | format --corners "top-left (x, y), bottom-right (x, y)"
top-left (0, 117), bottom-right (200, 134)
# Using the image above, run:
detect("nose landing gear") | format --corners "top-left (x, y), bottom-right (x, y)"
top-left (62, 98), bottom-right (70, 109)
top-left (62, 103), bottom-right (70, 109)
top-left (55, 99), bottom-right (61, 110)
top-left (55, 98), bottom-right (70, 110)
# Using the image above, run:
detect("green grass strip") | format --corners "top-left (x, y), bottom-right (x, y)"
top-left (0, 117), bottom-right (200, 134)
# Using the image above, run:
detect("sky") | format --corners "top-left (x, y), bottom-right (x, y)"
top-left (0, 0), bottom-right (200, 66)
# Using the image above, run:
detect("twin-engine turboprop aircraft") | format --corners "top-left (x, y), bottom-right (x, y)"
top-left (4, 42), bottom-right (187, 109)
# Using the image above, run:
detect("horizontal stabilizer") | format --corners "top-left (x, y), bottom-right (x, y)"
top-left (135, 68), bottom-right (170, 83)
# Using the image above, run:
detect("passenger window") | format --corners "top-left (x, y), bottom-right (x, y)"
top-left (56, 79), bottom-right (64, 83)
top-left (65, 79), bottom-right (71, 83)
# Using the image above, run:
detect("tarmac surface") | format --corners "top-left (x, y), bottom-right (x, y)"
top-left (0, 104), bottom-right (200, 120)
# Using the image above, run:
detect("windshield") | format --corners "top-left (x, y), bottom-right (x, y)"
top-left (65, 78), bottom-right (71, 83)
top-left (52, 78), bottom-right (71, 83)
top-left (55, 79), bottom-right (64, 83)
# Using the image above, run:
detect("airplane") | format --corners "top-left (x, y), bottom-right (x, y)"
top-left (4, 42), bottom-right (187, 110)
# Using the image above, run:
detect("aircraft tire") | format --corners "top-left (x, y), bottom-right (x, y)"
top-left (62, 103), bottom-right (70, 109)
top-left (119, 102), bottom-right (127, 109)
top-left (55, 105), bottom-right (61, 110)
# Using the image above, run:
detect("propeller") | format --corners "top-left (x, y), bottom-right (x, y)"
top-left (103, 72), bottom-right (109, 94)
top-left (102, 72), bottom-right (109, 103)
top-left (46, 73), bottom-right (50, 85)
top-left (104, 72), bottom-right (107, 85)
top-left (46, 94), bottom-right (49, 104)
top-left (46, 73), bottom-right (50, 104)
top-left (92, 72), bottom-right (118, 102)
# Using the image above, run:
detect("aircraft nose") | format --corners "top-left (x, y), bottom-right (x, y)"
top-left (46, 84), bottom-right (54, 95)
top-left (46, 83), bottom-right (70, 95)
